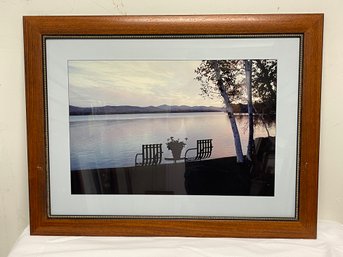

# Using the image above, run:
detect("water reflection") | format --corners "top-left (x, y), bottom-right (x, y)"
top-left (70, 112), bottom-right (275, 170)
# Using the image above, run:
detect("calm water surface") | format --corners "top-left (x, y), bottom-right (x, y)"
top-left (70, 112), bottom-right (275, 170)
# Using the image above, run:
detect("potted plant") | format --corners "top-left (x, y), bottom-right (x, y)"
top-left (166, 136), bottom-right (187, 159)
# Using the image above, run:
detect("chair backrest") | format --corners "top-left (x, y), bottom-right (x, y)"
top-left (141, 144), bottom-right (163, 165)
top-left (195, 139), bottom-right (213, 160)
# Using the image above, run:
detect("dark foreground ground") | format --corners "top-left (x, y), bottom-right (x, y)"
top-left (71, 137), bottom-right (275, 196)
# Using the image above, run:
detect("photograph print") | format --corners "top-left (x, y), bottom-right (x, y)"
top-left (69, 59), bottom-right (277, 196)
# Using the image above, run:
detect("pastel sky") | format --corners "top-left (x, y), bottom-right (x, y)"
top-left (68, 60), bottom-right (224, 108)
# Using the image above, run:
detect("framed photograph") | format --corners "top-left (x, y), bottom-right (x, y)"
top-left (24, 14), bottom-right (323, 238)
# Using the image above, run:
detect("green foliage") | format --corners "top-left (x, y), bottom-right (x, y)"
top-left (194, 60), bottom-right (243, 102)
top-left (194, 59), bottom-right (277, 126)
top-left (252, 60), bottom-right (277, 126)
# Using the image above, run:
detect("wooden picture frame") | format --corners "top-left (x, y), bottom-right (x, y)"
top-left (24, 14), bottom-right (323, 238)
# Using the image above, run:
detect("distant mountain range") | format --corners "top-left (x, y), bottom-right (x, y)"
top-left (69, 104), bottom-right (228, 115)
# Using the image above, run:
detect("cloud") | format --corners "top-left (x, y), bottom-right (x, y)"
top-left (68, 60), bottom-right (223, 107)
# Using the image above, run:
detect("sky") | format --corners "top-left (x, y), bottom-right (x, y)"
top-left (68, 60), bottom-right (225, 108)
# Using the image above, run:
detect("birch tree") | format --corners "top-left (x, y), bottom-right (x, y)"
top-left (244, 60), bottom-right (255, 161)
top-left (194, 59), bottom-right (277, 162)
top-left (195, 60), bottom-right (244, 163)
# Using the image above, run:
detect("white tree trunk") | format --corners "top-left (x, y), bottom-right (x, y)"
top-left (212, 61), bottom-right (244, 163)
top-left (244, 60), bottom-right (255, 161)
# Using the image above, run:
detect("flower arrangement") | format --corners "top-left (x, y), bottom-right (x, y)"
top-left (166, 136), bottom-right (187, 150)
top-left (166, 136), bottom-right (188, 159)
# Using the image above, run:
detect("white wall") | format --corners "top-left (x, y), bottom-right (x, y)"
top-left (0, 0), bottom-right (342, 256)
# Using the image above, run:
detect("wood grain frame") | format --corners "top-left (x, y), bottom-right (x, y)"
top-left (24, 14), bottom-right (323, 238)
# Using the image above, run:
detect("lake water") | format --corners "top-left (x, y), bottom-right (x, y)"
top-left (69, 112), bottom-right (275, 170)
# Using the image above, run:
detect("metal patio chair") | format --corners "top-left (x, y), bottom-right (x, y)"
top-left (184, 139), bottom-right (213, 162)
top-left (135, 144), bottom-right (163, 166)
